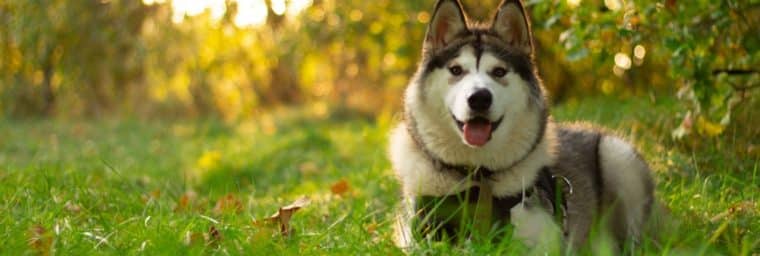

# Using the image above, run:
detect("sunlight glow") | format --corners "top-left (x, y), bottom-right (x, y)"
top-left (271, 0), bottom-right (287, 15)
top-left (142, 0), bottom-right (167, 5)
top-left (171, 0), bottom-right (226, 23)
top-left (235, 0), bottom-right (268, 27)
top-left (168, 0), bottom-right (312, 27)
top-left (286, 0), bottom-right (313, 17)
top-left (566, 0), bottom-right (581, 8)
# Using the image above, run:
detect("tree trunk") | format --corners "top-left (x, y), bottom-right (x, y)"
top-left (41, 47), bottom-right (55, 116)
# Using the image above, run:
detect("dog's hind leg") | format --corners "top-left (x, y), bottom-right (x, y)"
top-left (597, 135), bottom-right (655, 245)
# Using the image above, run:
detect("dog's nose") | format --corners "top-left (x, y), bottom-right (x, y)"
top-left (467, 89), bottom-right (492, 112)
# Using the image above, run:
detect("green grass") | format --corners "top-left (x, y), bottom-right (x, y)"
top-left (0, 96), bottom-right (758, 255)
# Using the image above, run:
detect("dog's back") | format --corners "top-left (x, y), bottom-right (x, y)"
top-left (551, 124), bottom-right (655, 248)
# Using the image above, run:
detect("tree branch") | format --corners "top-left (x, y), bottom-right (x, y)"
top-left (712, 69), bottom-right (759, 76)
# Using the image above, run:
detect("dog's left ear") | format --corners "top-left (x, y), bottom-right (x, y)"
top-left (492, 0), bottom-right (533, 54)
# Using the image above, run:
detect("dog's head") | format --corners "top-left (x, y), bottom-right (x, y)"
top-left (408, 0), bottom-right (545, 150)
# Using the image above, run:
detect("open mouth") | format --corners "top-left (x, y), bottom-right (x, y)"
top-left (453, 114), bottom-right (504, 147)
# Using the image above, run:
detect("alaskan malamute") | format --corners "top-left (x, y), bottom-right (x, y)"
top-left (389, 0), bottom-right (655, 251)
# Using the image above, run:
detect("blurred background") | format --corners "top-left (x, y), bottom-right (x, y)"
top-left (0, 0), bottom-right (758, 136)
top-left (1, 2), bottom-right (758, 253)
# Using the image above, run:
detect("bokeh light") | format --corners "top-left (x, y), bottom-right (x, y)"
top-left (566, 0), bottom-right (582, 8)
top-left (604, 0), bottom-right (623, 11)
top-left (614, 52), bottom-right (632, 70)
top-left (634, 45), bottom-right (647, 60)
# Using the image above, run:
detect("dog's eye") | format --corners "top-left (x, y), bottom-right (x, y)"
top-left (491, 67), bottom-right (507, 78)
top-left (448, 65), bottom-right (463, 76)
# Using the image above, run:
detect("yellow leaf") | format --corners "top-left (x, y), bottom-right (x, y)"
top-left (697, 116), bottom-right (725, 137)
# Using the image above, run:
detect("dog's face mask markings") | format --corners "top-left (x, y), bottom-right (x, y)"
top-left (422, 0), bottom-right (532, 148)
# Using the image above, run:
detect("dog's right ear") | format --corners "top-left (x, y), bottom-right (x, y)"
top-left (424, 0), bottom-right (468, 52)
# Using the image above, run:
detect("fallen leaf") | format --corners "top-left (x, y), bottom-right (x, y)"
top-left (183, 231), bottom-right (204, 246)
top-left (150, 189), bottom-right (161, 199)
top-left (174, 190), bottom-right (197, 212)
top-left (254, 196), bottom-right (311, 236)
top-left (206, 225), bottom-right (222, 247)
top-left (365, 222), bottom-right (378, 234)
top-left (28, 225), bottom-right (52, 256)
top-left (330, 179), bottom-right (350, 196)
top-left (64, 201), bottom-right (81, 213)
top-left (213, 193), bottom-right (243, 215)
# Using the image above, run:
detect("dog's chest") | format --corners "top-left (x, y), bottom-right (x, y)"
top-left (412, 174), bottom-right (562, 242)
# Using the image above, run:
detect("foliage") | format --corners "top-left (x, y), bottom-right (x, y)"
top-left (0, 0), bottom-right (148, 115)
top-left (1, 0), bottom-right (757, 135)
top-left (527, 0), bottom-right (759, 139)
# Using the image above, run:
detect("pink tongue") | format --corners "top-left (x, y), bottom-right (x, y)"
top-left (463, 121), bottom-right (492, 146)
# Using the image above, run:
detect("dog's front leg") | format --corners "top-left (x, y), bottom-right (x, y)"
top-left (393, 196), bottom-right (416, 250)
top-left (510, 200), bottom-right (562, 253)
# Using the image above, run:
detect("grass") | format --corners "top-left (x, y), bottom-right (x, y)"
top-left (0, 95), bottom-right (757, 255)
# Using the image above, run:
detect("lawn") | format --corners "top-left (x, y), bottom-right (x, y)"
top-left (1, 96), bottom-right (757, 255)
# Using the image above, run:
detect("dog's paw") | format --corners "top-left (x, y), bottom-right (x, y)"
top-left (510, 202), bottom-right (562, 251)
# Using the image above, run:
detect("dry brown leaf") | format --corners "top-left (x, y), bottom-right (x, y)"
top-left (213, 193), bottom-right (243, 215)
top-left (28, 225), bottom-right (52, 256)
top-left (63, 201), bottom-right (81, 213)
top-left (174, 191), bottom-right (197, 212)
top-left (183, 231), bottom-right (204, 246)
top-left (150, 189), bottom-right (161, 199)
top-left (140, 189), bottom-right (162, 204)
top-left (365, 222), bottom-right (378, 234)
top-left (710, 201), bottom-right (756, 223)
top-left (330, 179), bottom-right (350, 196)
top-left (206, 225), bottom-right (222, 247)
top-left (253, 196), bottom-right (311, 236)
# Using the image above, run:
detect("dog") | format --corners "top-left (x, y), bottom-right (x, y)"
top-left (389, 0), bottom-right (655, 251)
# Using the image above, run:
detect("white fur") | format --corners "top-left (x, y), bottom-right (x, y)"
top-left (405, 49), bottom-right (550, 171)
top-left (598, 136), bottom-right (651, 239)
top-left (390, 47), bottom-right (560, 249)
top-left (393, 48), bottom-right (557, 197)
top-left (389, 125), bottom-right (470, 196)
top-left (446, 49), bottom-right (526, 134)
top-left (510, 202), bottom-right (562, 249)
top-left (393, 196), bottom-right (416, 250)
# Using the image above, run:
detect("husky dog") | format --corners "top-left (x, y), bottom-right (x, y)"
top-left (389, 0), bottom-right (655, 250)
